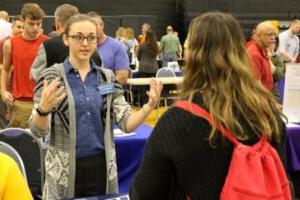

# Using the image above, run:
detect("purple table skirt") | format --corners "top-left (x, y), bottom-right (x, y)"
top-left (114, 124), bottom-right (153, 193)
top-left (285, 123), bottom-right (300, 172)
top-left (278, 77), bottom-right (285, 103)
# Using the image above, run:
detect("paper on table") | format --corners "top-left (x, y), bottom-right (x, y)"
top-left (286, 123), bottom-right (300, 128)
top-left (106, 195), bottom-right (129, 200)
top-left (106, 194), bottom-right (130, 200)
top-left (282, 63), bottom-right (300, 123)
top-left (113, 128), bottom-right (136, 137)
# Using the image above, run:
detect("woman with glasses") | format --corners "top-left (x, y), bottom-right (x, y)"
top-left (30, 14), bottom-right (162, 199)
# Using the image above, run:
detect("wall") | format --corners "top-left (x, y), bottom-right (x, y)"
top-left (185, 0), bottom-right (300, 40)
top-left (2, 0), bottom-right (300, 42)
top-left (1, 0), bottom-right (179, 40)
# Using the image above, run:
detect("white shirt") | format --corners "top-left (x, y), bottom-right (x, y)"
top-left (277, 29), bottom-right (299, 62)
top-left (0, 19), bottom-right (12, 41)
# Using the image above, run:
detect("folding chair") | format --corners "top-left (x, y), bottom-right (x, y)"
top-left (123, 68), bottom-right (134, 104)
top-left (0, 141), bottom-right (27, 182)
top-left (167, 61), bottom-right (180, 71)
top-left (156, 67), bottom-right (178, 107)
top-left (156, 67), bottom-right (176, 78)
top-left (0, 128), bottom-right (45, 199)
top-left (124, 69), bottom-right (141, 107)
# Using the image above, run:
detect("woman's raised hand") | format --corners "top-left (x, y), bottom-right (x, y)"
top-left (38, 78), bottom-right (67, 113)
top-left (146, 79), bottom-right (163, 108)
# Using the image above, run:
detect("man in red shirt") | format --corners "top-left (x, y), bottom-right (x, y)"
top-left (1, 3), bottom-right (48, 128)
top-left (247, 21), bottom-right (276, 91)
top-left (0, 16), bottom-right (24, 129)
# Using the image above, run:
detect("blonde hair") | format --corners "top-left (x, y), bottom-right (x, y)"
top-left (0, 10), bottom-right (9, 21)
top-left (124, 27), bottom-right (135, 40)
top-left (181, 12), bottom-right (284, 145)
top-left (115, 27), bottom-right (125, 39)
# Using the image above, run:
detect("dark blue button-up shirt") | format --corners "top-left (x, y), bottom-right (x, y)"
top-left (64, 59), bottom-right (104, 158)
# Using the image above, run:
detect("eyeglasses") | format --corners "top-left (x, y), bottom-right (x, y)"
top-left (67, 34), bottom-right (97, 44)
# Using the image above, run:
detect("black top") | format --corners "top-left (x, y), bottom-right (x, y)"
top-left (129, 95), bottom-right (286, 200)
top-left (137, 44), bottom-right (158, 73)
top-left (43, 34), bottom-right (102, 68)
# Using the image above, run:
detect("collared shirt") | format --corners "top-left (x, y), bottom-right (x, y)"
top-left (277, 29), bottom-right (299, 62)
top-left (247, 40), bottom-right (273, 91)
top-left (64, 59), bottom-right (104, 158)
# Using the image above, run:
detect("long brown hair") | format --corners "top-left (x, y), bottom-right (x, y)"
top-left (181, 12), bottom-right (284, 144)
top-left (145, 31), bottom-right (159, 58)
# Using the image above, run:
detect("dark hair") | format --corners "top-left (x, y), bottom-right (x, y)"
top-left (21, 3), bottom-right (45, 20)
top-left (245, 23), bottom-right (258, 42)
top-left (145, 31), bottom-right (159, 58)
top-left (12, 15), bottom-right (21, 24)
top-left (51, 22), bottom-right (56, 31)
top-left (274, 37), bottom-right (279, 52)
top-left (64, 14), bottom-right (97, 35)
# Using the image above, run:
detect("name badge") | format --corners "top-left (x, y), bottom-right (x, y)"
top-left (98, 83), bottom-right (115, 95)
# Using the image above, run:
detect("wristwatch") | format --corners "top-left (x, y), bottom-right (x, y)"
top-left (35, 106), bottom-right (50, 116)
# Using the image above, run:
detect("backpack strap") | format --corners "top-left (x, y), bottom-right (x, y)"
top-left (175, 100), bottom-right (240, 146)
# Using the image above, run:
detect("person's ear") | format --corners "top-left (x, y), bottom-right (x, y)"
top-left (63, 33), bottom-right (69, 46)
top-left (253, 33), bottom-right (260, 41)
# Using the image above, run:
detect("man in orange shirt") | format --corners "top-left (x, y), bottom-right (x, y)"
top-left (1, 3), bottom-right (48, 128)
top-left (138, 23), bottom-right (151, 44)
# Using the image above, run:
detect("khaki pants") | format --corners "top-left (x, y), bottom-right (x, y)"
top-left (0, 98), bottom-right (8, 129)
top-left (9, 100), bottom-right (33, 128)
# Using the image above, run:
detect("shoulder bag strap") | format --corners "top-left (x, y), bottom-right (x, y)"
top-left (174, 100), bottom-right (240, 145)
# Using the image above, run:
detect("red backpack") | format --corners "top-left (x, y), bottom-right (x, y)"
top-left (175, 101), bottom-right (292, 200)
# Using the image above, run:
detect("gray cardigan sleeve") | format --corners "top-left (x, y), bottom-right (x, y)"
top-left (29, 66), bottom-right (62, 137)
top-left (107, 70), bottom-right (133, 132)
top-left (31, 44), bottom-right (47, 81)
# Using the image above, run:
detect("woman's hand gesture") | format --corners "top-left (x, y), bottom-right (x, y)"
top-left (38, 78), bottom-right (66, 113)
top-left (146, 79), bottom-right (163, 108)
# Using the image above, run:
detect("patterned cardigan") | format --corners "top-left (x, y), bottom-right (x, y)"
top-left (30, 63), bottom-right (132, 199)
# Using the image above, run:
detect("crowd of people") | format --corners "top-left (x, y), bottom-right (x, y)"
top-left (0, 2), bottom-right (298, 199)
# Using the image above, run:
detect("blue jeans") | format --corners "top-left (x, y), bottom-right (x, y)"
top-left (161, 52), bottom-right (177, 67)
